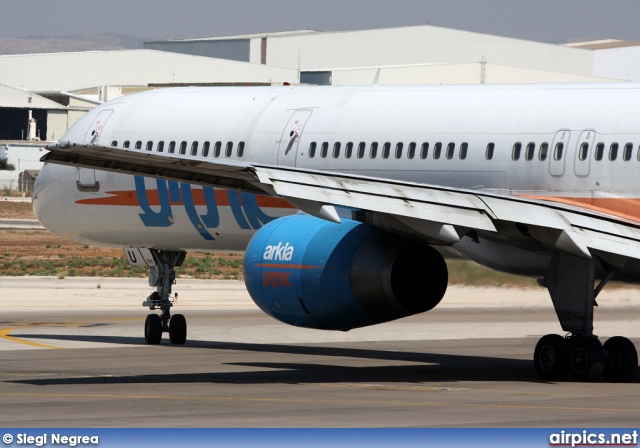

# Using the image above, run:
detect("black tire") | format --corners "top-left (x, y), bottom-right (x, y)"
top-left (145, 314), bottom-right (162, 345)
top-left (567, 337), bottom-right (604, 382)
top-left (534, 334), bottom-right (568, 380)
top-left (169, 314), bottom-right (187, 345)
top-left (603, 336), bottom-right (638, 383)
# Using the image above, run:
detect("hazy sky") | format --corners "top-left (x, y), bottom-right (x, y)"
top-left (3, 0), bottom-right (640, 43)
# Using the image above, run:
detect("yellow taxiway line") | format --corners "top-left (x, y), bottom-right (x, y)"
top-left (0, 327), bottom-right (62, 349)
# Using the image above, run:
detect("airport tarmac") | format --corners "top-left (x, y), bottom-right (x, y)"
top-left (1, 277), bottom-right (640, 427)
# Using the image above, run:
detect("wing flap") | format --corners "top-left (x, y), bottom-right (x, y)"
top-left (255, 166), bottom-right (498, 231)
top-left (253, 165), bottom-right (640, 261)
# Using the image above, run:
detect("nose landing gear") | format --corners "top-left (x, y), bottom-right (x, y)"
top-left (140, 249), bottom-right (188, 345)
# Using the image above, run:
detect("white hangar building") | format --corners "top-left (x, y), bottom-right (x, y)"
top-left (566, 39), bottom-right (640, 82)
top-left (0, 49), bottom-right (298, 93)
top-left (0, 50), bottom-right (297, 144)
top-left (0, 84), bottom-right (70, 141)
top-left (145, 25), bottom-right (624, 85)
top-left (0, 24), bottom-right (629, 95)
top-left (0, 24), bottom-right (637, 148)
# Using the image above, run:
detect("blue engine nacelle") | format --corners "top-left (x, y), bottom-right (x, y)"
top-left (243, 215), bottom-right (448, 331)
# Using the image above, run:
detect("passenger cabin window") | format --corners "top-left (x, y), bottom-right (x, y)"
top-left (539, 142), bottom-right (548, 161)
top-left (190, 141), bottom-right (199, 156)
top-left (333, 142), bottom-right (341, 158)
top-left (553, 142), bottom-right (564, 161)
top-left (146, 141), bottom-right (153, 151)
top-left (370, 142), bottom-right (378, 159)
top-left (578, 142), bottom-right (589, 161)
top-left (237, 142), bottom-right (245, 157)
top-left (157, 141), bottom-right (164, 153)
top-left (609, 143), bottom-right (619, 161)
top-left (168, 141), bottom-right (176, 153)
top-left (433, 142), bottom-right (442, 159)
top-left (225, 142), bottom-right (233, 157)
top-left (357, 142), bottom-right (365, 158)
top-left (459, 142), bottom-right (468, 160)
top-left (594, 143), bottom-right (604, 161)
top-left (309, 142), bottom-right (317, 158)
top-left (512, 142), bottom-right (522, 161)
top-left (179, 141), bottom-right (187, 155)
top-left (202, 141), bottom-right (210, 157)
top-left (345, 142), bottom-right (353, 159)
top-left (485, 143), bottom-right (494, 160)
top-left (135, 141), bottom-right (142, 150)
top-left (382, 142), bottom-right (391, 159)
top-left (395, 142), bottom-right (403, 159)
top-left (623, 143), bottom-right (633, 161)
top-left (420, 143), bottom-right (429, 159)
top-left (320, 142), bottom-right (329, 158)
top-left (407, 142), bottom-right (416, 159)
top-left (446, 143), bottom-right (455, 159)
top-left (123, 141), bottom-right (130, 148)
top-left (213, 141), bottom-right (222, 158)
top-left (525, 142), bottom-right (535, 161)
top-left (111, 140), bottom-right (117, 147)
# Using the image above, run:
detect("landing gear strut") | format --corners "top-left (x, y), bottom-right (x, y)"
top-left (142, 250), bottom-right (188, 345)
top-left (534, 252), bottom-right (637, 382)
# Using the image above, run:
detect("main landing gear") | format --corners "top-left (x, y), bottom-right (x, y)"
top-left (142, 250), bottom-right (188, 345)
top-left (533, 252), bottom-right (638, 382)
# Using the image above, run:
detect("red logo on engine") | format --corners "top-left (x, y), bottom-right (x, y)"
top-left (262, 271), bottom-right (292, 290)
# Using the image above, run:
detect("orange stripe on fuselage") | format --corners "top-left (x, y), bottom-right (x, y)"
top-left (519, 195), bottom-right (640, 224)
top-left (256, 263), bottom-right (322, 270)
top-left (76, 189), bottom-right (295, 209)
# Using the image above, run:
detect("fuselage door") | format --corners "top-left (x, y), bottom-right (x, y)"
top-left (83, 109), bottom-right (113, 145)
top-left (277, 109), bottom-right (313, 167)
top-left (574, 130), bottom-right (596, 177)
top-left (549, 129), bottom-right (570, 177)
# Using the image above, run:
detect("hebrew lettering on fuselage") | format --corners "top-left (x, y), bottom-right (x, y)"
top-left (134, 176), bottom-right (277, 240)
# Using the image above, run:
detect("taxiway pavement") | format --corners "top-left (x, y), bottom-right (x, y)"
top-left (1, 277), bottom-right (640, 427)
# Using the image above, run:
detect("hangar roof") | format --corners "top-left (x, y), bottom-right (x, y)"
top-left (0, 49), bottom-right (297, 92)
top-left (146, 24), bottom-right (594, 76)
top-left (146, 29), bottom-right (317, 43)
top-left (0, 84), bottom-right (66, 109)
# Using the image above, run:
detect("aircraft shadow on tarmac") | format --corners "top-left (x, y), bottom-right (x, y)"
top-left (6, 333), bottom-right (591, 385)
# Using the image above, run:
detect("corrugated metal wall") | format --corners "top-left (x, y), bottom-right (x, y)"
top-left (0, 50), bottom-right (297, 91)
top-left (256, 26), bottom-right (595, 75)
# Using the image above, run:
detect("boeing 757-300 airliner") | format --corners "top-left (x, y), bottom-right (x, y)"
top-left (35, 82), bottom-right (640, 382)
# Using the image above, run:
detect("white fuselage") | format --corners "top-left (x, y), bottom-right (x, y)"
top-left (33, 83), bottom-right (640, 266)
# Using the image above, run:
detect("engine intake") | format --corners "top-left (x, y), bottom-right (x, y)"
top-left (244, 215), bottom-right (448, 330)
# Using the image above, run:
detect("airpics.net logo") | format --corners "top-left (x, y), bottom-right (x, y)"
top-left (3, 433), bottom-right (99, 447)
top-left (549, 430), bottom-right (638, 447)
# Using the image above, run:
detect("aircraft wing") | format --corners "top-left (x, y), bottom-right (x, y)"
top-left (43, 141), bottom-right (264, 193)
top-left (43, 141), bottom-right (640, 263)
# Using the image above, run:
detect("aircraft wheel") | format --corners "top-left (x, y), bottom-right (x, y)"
top-left (534, 334), bottom-right (568, 380)
top-left (567, 337), bottom-right (604, 382)
top-left (169, 314), bottom-right (187, 345)
top-left (144, 314), bottom-right (162, 345)
top-left (603, 336), bottom-right (638, 383)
